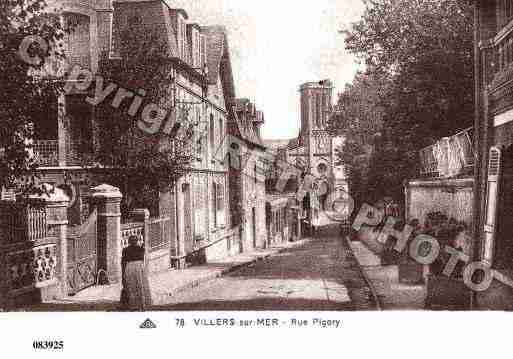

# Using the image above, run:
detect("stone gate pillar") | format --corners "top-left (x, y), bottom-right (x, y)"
top-left (91, 184), bottom-right (122, 284)
top-left (24, 184), bottom-right (71, 300)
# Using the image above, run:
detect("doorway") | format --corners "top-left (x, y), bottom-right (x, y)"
top-left (182, 184), bottom-right (193, 256)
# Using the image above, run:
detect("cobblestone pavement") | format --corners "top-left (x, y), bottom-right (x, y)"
top-left (24, 223), bottom-right (378, 312)
top-left (154, 225), bottom-right (379, 311)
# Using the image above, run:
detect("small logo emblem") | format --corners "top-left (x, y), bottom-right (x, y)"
top-left (140, 318), bottom-right (157, 329)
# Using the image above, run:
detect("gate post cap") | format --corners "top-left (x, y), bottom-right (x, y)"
top-left (30, 183), bottom-right (69, 203)
top-left (130, 208), bottom-right (150, 222)
top-left (91, 184), bottom-right (123, 199)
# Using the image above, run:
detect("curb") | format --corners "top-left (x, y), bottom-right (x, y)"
top-left (343, 235), bottom-right (383, 311)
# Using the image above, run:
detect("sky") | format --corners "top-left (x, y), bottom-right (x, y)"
top-left (168, 0), bottom-right (366, 140)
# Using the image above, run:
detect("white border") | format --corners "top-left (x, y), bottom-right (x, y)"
top-left (1, 312), bottom-right (512, 359)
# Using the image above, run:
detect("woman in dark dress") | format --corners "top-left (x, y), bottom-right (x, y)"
top-left (120, 235), bottom-right (152, 311)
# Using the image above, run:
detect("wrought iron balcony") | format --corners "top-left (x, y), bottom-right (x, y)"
top-left (418, 127), bottom-right (474, 179)
top-left (33, 139), bottom-right (91, 167)
top-left (33, 140), bottom-right (59, 167)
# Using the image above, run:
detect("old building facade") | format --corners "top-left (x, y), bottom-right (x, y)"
top-left (281, 80), bottom-right (342, 211)
top-left (100, 1), bottom-right (238, 267)
top-left (472, 0), bottom-right (513, 309)
top-left (17, 0), bottom-right (241, 268)
top-left (228, 99), bottom-right (268, 251)
top-left (0, 0), bottom-right (314, 307)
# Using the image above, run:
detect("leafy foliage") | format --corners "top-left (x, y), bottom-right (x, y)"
top-left (0, 0), bottom-right (64, 193)
top-left (93, 27), bottom-right (196, 213)
top-left (330, 69), bottom-right (390, 208)
top-left (332, 0), bottom-right (474, 205)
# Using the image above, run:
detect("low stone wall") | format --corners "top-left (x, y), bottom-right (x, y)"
top-left (405, 178), bottom-right (474, 225)
top-left (0, 241), bottom-right (61, 308)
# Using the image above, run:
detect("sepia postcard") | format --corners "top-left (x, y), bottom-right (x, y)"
top-left (0, 0), bottom-right (511, 357)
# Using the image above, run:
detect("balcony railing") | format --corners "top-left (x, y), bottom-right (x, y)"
top-left (0, 202), bottom-right (48, 243)
top-left (419, 127), bottom-right (474, 179)
top-left (34, 139), bottom-right (90, 167)
top-left (34, 140), bottom-right (59, 167)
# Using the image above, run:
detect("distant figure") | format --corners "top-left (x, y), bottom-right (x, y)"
top-left (120, 235), bottom-right (152, 311)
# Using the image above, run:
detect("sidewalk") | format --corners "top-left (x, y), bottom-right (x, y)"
top-left (27, 238), bottom-right (313, 311)
top-left (349, 240), bottom-right (426, 310)
top-left (152, 224), bottom-right (380, 311)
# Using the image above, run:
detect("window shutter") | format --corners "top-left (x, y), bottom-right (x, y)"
top-left (483, 146), bottom-right (503, 264)
top-left (212, 183), bottom-right (217, 228)
top-left (210, 114), bottom-right (215, 161)
top-left (217, 183), bottom-right (226, 226)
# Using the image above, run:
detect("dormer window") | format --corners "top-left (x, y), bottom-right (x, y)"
top-left (181, 21), bottom-right (187, 62)
top-left (174, 10), bottom-right (189, 63)
top-left (188, 24), bottom-right (202, 68)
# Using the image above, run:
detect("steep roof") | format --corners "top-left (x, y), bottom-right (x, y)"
top-left (112, 0), bottom-right (180, 58)
top-left (112, 2), bottom-right (237, 101)
top-left (201, 26), bottom-right (236, 101)
top-left (230, 98), bottom-right (266, 149)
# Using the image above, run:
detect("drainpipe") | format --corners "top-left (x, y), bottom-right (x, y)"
top-left (471, 1), bottom-right (486, 310)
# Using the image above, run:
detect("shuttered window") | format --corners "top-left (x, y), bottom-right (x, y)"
top-left (212, 182), bottom-right (217, 229)
top-left (210, 114), bottom-right (215, 161)
top-left (212, 182), bottom-right (226, 229)
top-left (217, 182), bottom-right (225, 226)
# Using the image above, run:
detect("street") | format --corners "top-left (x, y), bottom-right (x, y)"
top-left (155, 225), bottom-right (378, 311)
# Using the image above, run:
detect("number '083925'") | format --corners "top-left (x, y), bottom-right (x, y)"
top-left (33, 340), bottom-right (64, 350)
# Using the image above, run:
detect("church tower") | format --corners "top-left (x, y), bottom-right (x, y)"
top-left (299, 79), bottom-right (334, 192)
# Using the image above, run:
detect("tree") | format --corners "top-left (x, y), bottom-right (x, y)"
top-left (0, 0), bottom-right (64, 193)
top-left (93, 26), bottom-right (197, 214)
top-left (333, 0), bottom-right (474, 204)
top-left (330, 68), bottom-right (389, 209)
